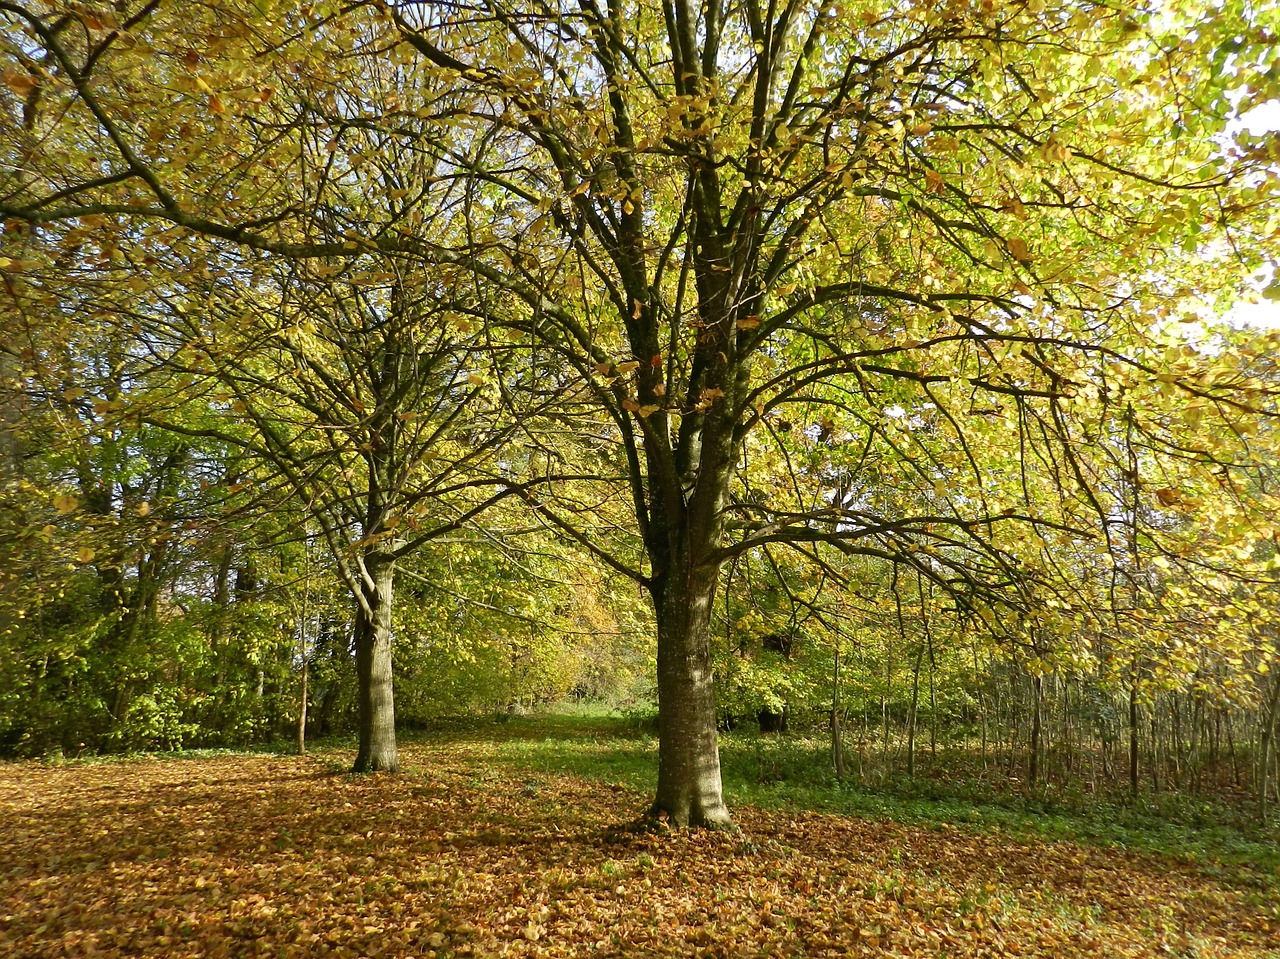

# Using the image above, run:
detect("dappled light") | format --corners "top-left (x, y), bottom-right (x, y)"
top-left (2, 0), bottom-right (1280, 950)
top-left (2, 738), bottom-right (1276, 958)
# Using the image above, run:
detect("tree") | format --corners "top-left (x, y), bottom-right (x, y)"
top-left (0, 312), bottom-right (300, 755)
top-left (4, 0), bottom-right (1278, 824)
top-left (0, 2), bottom-right (545, 771)
top-left (376, 0), bottom-right (1279, 825)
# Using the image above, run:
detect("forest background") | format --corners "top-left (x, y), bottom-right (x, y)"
top-left (2, 0), bottom-right (1280, 834)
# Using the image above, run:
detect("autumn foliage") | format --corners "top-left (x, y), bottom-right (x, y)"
top-left (4, 0), bottom-right (1280, 861)
top-left (2, 738), bottom-right (1276, 958)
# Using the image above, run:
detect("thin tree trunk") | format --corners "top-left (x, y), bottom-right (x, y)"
top-left (297, 657), bottom-right (309, 755)
top-left (1149, 713), bottom-right (1161, 793)
top-left (1029, 674), bottom-right (1042, 785)
top-left (211, 547), bottom-right (232, 694)
top-left (832, 645), bottom-right (845, 780)
top-left (1208, 706), bottom-right (1218, 773)
top-left (1259, 673), bottom-right (1280, 824)
top-left (1188, 695), bottom-right (1199, 792)
top-left (297, 534), bottom-right (311, 755)
top-left (908, 644), bottom-right (923, 777)
top-left (1129, 676), bottom-right (1140, 802)
top-left (1171, 694), bottom-right (1183, 789)
top-left (928, 649), bottom-right (937, 763)
top-left (1227, 710), bottom-right (1241, 788)
top-left (881, 653), bottom-right (891, 768)
top-left (1007, 668), bottom-right (1020, 776)
top-left (975, 645), bottom-right (988, 771)
top-left (919, 575), bottom-right (937, 763)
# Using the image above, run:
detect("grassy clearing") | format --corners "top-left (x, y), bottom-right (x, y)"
top-left (465, 714), bottom-right (1280, 892)
top-left (39, 711), bottom-right (1279, 888)
top-left (4, 726), bottom-right (1278, 958)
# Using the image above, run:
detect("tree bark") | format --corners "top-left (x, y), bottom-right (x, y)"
top-left (650, 558), bottom-right (732, 829)
top-left (1029, 674), bottom-right (1043, 785)
top-left (908, 644), bottom-right (923, 777)
top-left (0, 350), bottom-right (22, 482)
top-left (832, 646), bottom-right (846, 781)
top-left (1129, 677), bottom-right (1140, 802)
top-left (297, 656), bottom-right (309, 756)
top-left (1259, 672), bottom-right (1280, 824)
top-left (0, 219), bottom-right (30, 482)
top-left (352, 550), bottom-right (398, 773)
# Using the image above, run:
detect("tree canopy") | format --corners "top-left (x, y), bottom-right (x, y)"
top-left (2, 0), bottom-right (1279, 826)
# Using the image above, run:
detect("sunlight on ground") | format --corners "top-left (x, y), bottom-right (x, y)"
top-left (1, 744), bottom-right (1275, 958)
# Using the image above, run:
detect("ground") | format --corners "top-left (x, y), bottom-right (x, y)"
top-left (1, 730), bottom-right (1276, 958)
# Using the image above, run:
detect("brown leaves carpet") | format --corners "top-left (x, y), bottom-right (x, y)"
top-left (1, 741), bottom-right (1275, 957)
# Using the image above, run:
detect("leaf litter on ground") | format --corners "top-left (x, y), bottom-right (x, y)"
top-left (1, 738), bottom-right (1276, 958)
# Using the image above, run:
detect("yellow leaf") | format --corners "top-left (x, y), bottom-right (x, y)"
top-left (695, 387), bottom-right (725, 411)
top-left (4, 70), bottom-right (37, 96)
top-left (1006, 237), bottom-right (1033, 263)
top-left (53, 493), bottom-right (78, 515)
top-left (77, 547), bottom-right (96, 564)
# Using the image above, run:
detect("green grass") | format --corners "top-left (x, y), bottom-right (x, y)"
top-left (473, 714), bottom-right (1280, 891)
top-left (483, 715), bottom-right (657, 789)
top-left (33, 745), bottom-right (269, 766)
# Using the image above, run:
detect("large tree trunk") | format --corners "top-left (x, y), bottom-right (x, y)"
top-left (650, 557), bottom-right (732, 829)
top-left (352, 551), bottom-right (398, 773)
